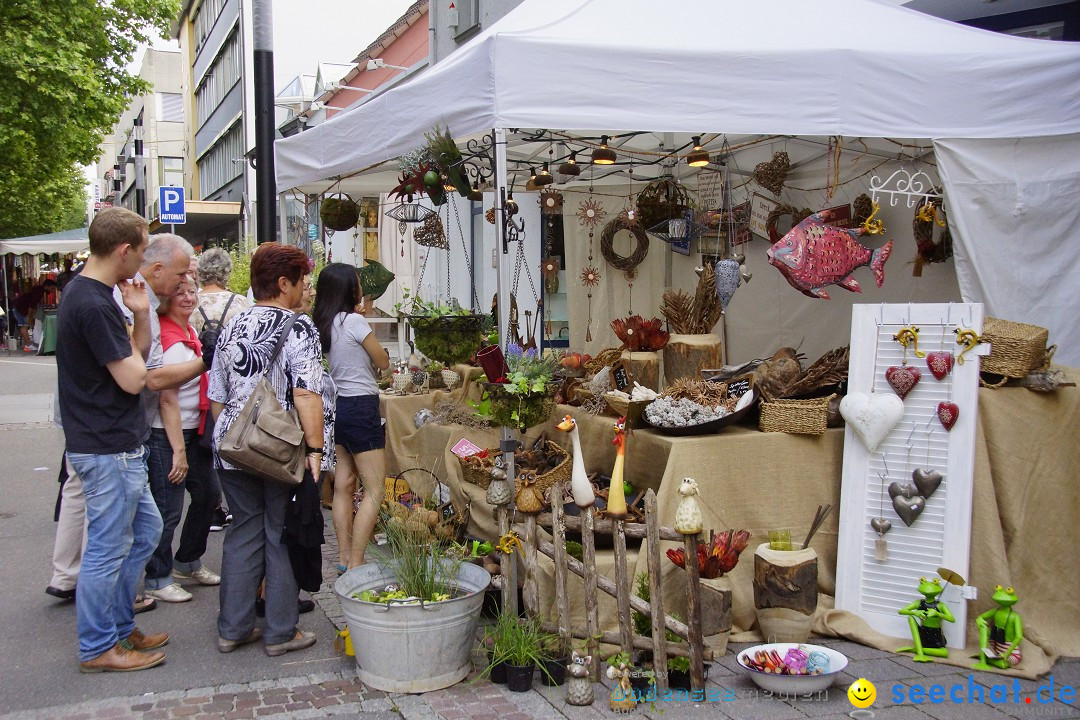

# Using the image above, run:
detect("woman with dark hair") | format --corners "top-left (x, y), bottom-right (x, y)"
top-left (207, 243), bottom-right (323, 657)
top-left (312, 263), bottom-right (390, 572)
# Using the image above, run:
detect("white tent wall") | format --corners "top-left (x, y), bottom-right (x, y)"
top-left (935, 134), bottom-right (1080, 367)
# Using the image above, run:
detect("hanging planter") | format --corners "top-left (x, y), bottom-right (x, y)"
top-left (636, 176), bottom-right (691, 231)
top-left (408, 314), bottom-right (484, 367)
top-left (320, 194), bottom-right (360, 231)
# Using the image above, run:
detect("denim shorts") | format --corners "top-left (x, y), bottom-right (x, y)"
top-left (335, 394), bottom-right (385, 454)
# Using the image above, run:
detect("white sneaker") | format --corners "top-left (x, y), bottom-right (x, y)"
top-left (146, 583), bottom-right (193, 603)
top-left (174, 566), bottom-right (221, 586)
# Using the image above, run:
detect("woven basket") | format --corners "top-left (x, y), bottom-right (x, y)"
top-left (981, 317), bottom-right (1053, 379)
top-left (458, 440), bottom-right (571, 495)
top-left (604, 393), bottom-right (652, 428)
top-left (759, 394), bottom-right (834, 435)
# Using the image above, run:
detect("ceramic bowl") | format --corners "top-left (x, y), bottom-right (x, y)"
top-left (736, 642), bottom-right (848, 694)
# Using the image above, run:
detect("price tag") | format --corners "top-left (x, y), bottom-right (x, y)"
top-left (451, 438), bottom-right (484, 459)
top-left (727, 376), bottom-right (752, 398)
top-left (610, 360), bottom-right (632, 392)
top-left (875, 538), bottom-right (888, 562)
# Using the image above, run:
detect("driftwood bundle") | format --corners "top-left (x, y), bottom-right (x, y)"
top-left (661, 378), bottom-right (736, 411)
top-left (661, 265), bottom-right (723, 334)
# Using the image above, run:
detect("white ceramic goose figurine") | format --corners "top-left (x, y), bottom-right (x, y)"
top-left (674, 477), bottom-right (703, 535)
top-left (556, 415), bottom-right (595, 508)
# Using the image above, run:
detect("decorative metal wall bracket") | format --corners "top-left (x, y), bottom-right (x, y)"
top-left (500, 186), bottom-right (525, 253)
top-left (462, 132), bottom-right (497, 187)
top-left (869, 168), bottom-right (943, 209)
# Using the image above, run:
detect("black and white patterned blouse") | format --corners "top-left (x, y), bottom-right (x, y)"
top-left (207, 306), bottom-right (324, 471)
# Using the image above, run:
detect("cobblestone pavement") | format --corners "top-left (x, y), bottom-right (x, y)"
top-left (7, 507), bottom-right (1078, 720)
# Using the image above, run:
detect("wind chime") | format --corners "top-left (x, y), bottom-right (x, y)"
top-left (539, 188), bottom-right (563, 339)
top-left (576, 175), bottom-right (605, 342)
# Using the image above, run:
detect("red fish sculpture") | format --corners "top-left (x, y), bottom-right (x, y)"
top-left (767, 209), bottom-right (893, 300)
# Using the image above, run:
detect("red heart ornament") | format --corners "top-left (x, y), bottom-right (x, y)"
top-left (937, 401), bottom-right (960, 431)
top-left (926, 352), bottom-right (954, 381)
top-left (886, 365), bottom-right (921, 400)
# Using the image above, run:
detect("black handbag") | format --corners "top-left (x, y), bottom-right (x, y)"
top-left (216, 313), bottom-right (307, 486)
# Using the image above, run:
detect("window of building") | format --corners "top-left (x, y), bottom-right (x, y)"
top-left (160, 157), bottom-right (184, 188)
top-left (194, 0), bottom-right (227, 52)
top-left (195, 30), bottom-right (240, 127)
top-left (198, 123), bottom-right (243, 196)
top-left (158, 93), bottom-right (184, 123)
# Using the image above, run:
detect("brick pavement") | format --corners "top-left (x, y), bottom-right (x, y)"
top-left (7, 510), bottom-right (1077, 720)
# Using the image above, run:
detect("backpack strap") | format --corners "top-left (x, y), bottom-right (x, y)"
top-left (199, 292), bottom-right (239, 331)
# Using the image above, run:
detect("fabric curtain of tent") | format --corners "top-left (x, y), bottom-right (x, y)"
top-left (935, 134), bottom-right (1080, 367)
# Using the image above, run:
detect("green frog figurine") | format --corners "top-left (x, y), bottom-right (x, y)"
top-left (897, 576), bottom-right (955, 662)
top-left (973, 585), bottom-right (1023, 670)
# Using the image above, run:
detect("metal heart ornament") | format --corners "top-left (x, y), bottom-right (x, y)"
top-left (888, 481), bottom-right (919, 500)
top-left (870, 517), bottom-right (892, 535)
top-left (926, 351), bottom-right (954, 381)
top-left (912, 469), bottom-right (944, 499)
top-left (839, 392), bottom-right (905, 453)
top-left (714, 258), bottom-right (742, 312)
top-left (937, 401), bottom-right (960, 431)
top-left (885, 365), bottom-right (921, 400)
top-left (891, 494), bottom-right (926, 527)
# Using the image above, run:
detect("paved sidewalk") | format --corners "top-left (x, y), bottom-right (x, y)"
top-left (5, 515), bottom-right (1077, 720)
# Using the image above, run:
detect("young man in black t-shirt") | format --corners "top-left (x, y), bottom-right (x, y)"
top-left (56, 207), bottom-right (168, 673)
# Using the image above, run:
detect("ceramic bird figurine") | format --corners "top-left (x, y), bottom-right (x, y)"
top-left (556, 415), bottom-right (596, 508)
top-left (674, 477), bottom-right (703, 535)
top-left (565, 650), bottom-right (594, 706)
top-left (606, 417), bottom-right (629, 519)
top-left (514, 470), bottom-right (545, 514)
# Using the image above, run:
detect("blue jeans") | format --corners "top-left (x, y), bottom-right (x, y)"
top-left (67, 446), bottom-right (162, 662)
top-left (145, 428), bottom-right (220, 588)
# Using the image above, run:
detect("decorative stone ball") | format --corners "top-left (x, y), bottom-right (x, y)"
top-left (414, 408), bottom-right (436, 429)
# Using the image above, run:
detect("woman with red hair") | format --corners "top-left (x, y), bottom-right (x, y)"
top-left (207, 243), bottom-right (323, 658)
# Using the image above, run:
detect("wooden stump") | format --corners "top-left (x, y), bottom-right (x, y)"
top-left (699, 575), bottom-right (733, 656)
top-left (752, 542), bottom-right (817, 643)
top-left (664, 333), bottom-right (722, 386)
top-left (620, 350), bottom-right (660, 392)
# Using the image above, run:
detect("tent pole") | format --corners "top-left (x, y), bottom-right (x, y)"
top-left (493, 126), bottom-right (518, 616)
top-left (1, 255), bottom-right (8, 347)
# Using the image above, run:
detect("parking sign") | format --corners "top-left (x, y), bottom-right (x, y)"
top-left (159, 186), bottom-right (186, 224)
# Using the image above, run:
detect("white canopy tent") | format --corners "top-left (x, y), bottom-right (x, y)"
top-left (276, 0), bottom-right (1080, 364)
top-left (0, 227), bottom-right (89, 256)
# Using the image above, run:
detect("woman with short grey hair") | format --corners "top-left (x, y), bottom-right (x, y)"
top-left (192, 248), bottom-right (251, 334)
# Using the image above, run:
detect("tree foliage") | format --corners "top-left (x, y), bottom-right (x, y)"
top-left (0, 0), bottom-right (179, 239)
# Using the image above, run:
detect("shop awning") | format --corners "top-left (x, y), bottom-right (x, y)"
top-left (0, 228), bottom-right (90, 256)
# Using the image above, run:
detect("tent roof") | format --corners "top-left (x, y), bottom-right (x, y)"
top-left (275, 0), bottom-right (1080, 192)
top-left (0, 227), bottom-right (89, 256)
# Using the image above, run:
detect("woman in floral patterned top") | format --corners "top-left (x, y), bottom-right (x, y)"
top-left (207, 243), bottom-right (323, 658)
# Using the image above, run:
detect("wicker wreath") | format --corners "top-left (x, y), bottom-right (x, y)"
top-left (413, 214), bottom-right (448, 249)
top-left (601, 214), bottom-right (649, 275)
top-left (766, 204), bottom-right (813, 244)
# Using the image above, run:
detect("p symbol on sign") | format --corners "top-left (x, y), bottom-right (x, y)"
top-left (164, 189), bottom-right (180, 207)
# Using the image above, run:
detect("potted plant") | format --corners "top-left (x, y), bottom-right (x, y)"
top-left (334, 508), bottom-right (491, 692)
top-left (485, 342), bottom-right (558, 432)
top-left (606, 650), bottom-right (651, 709)
top-left (667, 529), bottom-right (750, 655)
top-left (610, 315), bottom-right (669, 392)
top-left (483, 611), bottom-right (547, 692)
top-left (540, 634), bottom-right (570, 687)
top-left (396, 288), bottom-right (484, 367)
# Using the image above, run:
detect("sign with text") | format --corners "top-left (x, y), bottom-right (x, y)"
top-left (696, 170), bottom-right (724, 211)
top-left (451, 438), bottom-right (484, 459)
top-left (159, 186), bottom-right (186, 224)
top-left (749, 193), bottom-right (779, 240)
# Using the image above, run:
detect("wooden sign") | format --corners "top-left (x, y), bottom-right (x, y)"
top-left (610, 359), bottom-right (632, 392)
top-left (726, 375), bottom-right (753, 399)
top-left (749, 193), bottom-right (780, 240)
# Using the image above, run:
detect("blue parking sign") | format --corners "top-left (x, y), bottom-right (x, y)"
top-left (159, 186), bottom-right (186, 224)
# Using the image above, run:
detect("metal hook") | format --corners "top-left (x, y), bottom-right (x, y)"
top-left (907, 421), bottom-right (918, 444)
top-left (882, 456), bottom-right (891, 479)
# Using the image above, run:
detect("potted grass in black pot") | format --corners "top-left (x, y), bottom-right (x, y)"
top-left (540, 635), bottom-right (570, 687)
top-left (483, 612), bottom-right (545, 692)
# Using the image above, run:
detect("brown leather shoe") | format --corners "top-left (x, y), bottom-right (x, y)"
top-left (125, 627), bottom-right (169, 651)
top-left (79, 643), bottom-right (165, 673)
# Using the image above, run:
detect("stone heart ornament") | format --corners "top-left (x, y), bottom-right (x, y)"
top-left (885, 365), bottom-right (921, 400)
top-left (937, 401), bottom-right (960, 431)
top-left (926, 352), bottom-right (954, 381)
top-left (912, 469), bottom-right (944, 499)
top-left (839, 392), bottom-right (905, 453)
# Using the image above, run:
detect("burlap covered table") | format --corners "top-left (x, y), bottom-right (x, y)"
top-left (380, 372), bottom-right (1080, 678)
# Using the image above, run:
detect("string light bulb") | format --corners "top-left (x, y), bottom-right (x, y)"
top-left (591, 135), bottom-right (617, 165)
top-left (686, 136), bottom-right (710, 167)
top-left (558, 151), bottom-right (581, 176)
top-left (534, 162), bottom-right (554, 187)
top-left (469, 181), bottom-right (483, 202)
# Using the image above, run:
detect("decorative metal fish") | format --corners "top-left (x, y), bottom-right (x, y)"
top-left (767, 210), bottom-right (893, 300)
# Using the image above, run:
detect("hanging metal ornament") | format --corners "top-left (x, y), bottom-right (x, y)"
top-left (385, 200), bottom-right (436, 257)
top-left (539, 189), bottom-right (564, 215)
top-left (542, 257), bottom-right (561, 294)
top-left (413, 213), bottom-right (448, 250)
top-left (576, 197), bottom-right (606, 228)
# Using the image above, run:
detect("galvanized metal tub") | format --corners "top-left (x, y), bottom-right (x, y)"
top-left (335, 561), bottom-right (490, 692)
